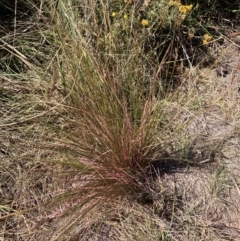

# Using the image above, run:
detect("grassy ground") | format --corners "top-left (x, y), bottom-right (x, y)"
top-left (1, 0), bottom-right (240, 240)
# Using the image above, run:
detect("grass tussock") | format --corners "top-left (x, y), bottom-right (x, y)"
top-left (1, 0), bottom-right (240, 240)
top-left (31, 1), bottom-right (190, 237)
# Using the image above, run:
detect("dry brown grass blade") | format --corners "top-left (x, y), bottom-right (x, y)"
top-left (231, 174), bottom-right (240, 197)
top-left (0, 38), bottom-right (33, 68)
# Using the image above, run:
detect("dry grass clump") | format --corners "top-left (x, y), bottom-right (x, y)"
top-left (22, 1), bottom-right (190, 239)
top-left (0, 0), bottom-right (56, 73)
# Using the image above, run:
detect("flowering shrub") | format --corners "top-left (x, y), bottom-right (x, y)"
top-left (110, 0), bottom-right (193, 30)
top-left (168, 0), bottom-right (193, 22)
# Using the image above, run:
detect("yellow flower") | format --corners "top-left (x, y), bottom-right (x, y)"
top-left (141, 19), bottom-right (148, 26)
top-left (124, 14), bottom-right (128, 19)
top-left (203, 33), bottom-right (213, 42)
top-left (178, 4), bottom-right (193, 16)
top-left (169, 0), bottom-right (181, 6)
top-left (179, 5), bottom-right (187, 14)
top-left (202, 39), bottom-right (208, 45)
top-left (112, 12), bottom-right (117, 17)
top-left (185, 4), bottom-right (193, 11)
top-left (203, 34), bottom-right (213, 45)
